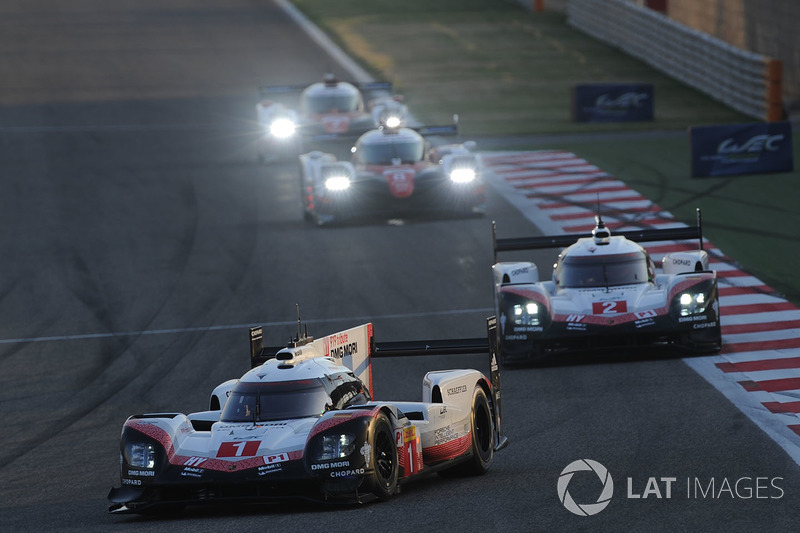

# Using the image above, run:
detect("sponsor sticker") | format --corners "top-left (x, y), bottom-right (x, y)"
top-left (264, 453), bottom-right (288, 465)
top-left (592, 301), bottom-right (628, 315)
top-left (217, 441), bottom-right (260, 458)
top-left (311, 461), bottom-right (350, 471)
top-left (330, 468), bottom-right (365, 478)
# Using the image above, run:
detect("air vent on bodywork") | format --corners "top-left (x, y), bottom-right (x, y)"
top-left (432, 386), bottom-right (443, 403)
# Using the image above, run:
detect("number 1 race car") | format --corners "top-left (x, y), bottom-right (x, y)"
top-left (492, 209), bottom-right (721, 363)
top-left (299, 115), bottom-right (485, 225)
top-left (108, 318), bottom-right (506, 513)
top-left (255, 73), bottom-right (404, 164)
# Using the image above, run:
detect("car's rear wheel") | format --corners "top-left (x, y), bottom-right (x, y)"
top-left (365, 413), bottom-right (398, 500)
top-left (440, 386), bottom-right (494, 477)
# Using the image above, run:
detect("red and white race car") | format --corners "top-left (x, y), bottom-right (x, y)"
top-left (492, 210), bottom-right (722, 363)
top-left (299, 116), bottom-right (486, 225)
top-left (108, 319), bottom-right (505, 513)
top-left (255, 73), bottom-right (404, 164)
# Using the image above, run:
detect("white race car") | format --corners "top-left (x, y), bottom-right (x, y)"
top-left (108, 318), bottom-right (506, 513)
top-left (492, 210), bottom-right (721, 363)
top-left (255, 73), bottom-right (405, 164)
top-left (299, 115), bottom-right (485, 225)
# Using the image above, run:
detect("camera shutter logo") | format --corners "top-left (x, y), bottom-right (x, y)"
top-left (557, 459), bottom-right (614, 516)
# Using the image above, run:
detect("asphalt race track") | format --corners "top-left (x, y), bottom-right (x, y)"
top-left (1, 2), bottom-right (799, 531)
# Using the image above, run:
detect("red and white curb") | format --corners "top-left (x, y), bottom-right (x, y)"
top-left (482, 150), bottom-right (800, 465)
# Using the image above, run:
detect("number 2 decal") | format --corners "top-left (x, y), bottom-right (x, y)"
top-left (592, 301), bottom-right (628, 314)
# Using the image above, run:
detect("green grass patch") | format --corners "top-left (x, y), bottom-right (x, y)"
top-left (293, 0), bottom-right (747, 134)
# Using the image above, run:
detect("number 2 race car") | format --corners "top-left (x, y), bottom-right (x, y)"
top-left (299, 115), bottom-right (485, 225)
top-left (108, 318), bottom-right (506, 513)
top-left (492, 209), bottom-right (721, 363)
top-left (255, 73), bottom-right (404, 164)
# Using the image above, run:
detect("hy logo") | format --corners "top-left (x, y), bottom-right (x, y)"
top-left (558, 459), bottom-right (614, 516)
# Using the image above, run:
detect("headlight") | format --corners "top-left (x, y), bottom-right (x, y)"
top-left (124, 443), bottom-right (156, 469)
top-left (315, 434), bottom-right (356, 461)
top-left (324, 176), bottom-right (351, 191)
top-left (677, 291), bottom-right (708, 316)
top-left (449, 167), bottom-right (476, 184)
top-left (268, 118), bottom-right (296, 139)
top-left (512, 302), bottom-right (540, 326)
top-left (383, 115), bottom-right (402, 129)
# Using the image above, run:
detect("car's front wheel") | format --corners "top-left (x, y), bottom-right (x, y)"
top-left (365, 413), bottom-right (398, 500)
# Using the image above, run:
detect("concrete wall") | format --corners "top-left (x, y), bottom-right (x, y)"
top-left (509, 0), bottom-right (797, 111)
top-left (662, 0), bottom-right (799, 110)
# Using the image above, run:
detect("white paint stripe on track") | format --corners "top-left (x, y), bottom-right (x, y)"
top-left (549, 189), bottom-right (644, 202)
top-left (768, 390), bottom-right (800, 403)
top-left (722, 310), bottom-right (800, 325)
top-left (724, 368), bottom-right (800, 382)
top-left (717, 276), bottom-right (770, 288)
top-left (720, 293), bottom-right (791, 306)
top-left (526, 181), bottom-right (623, 194)
top-left (0, 307), bottom-right (494, 345)
top-left (716, 348), bottom-right (800, 362)
top-left (708, 262), bottom-right (749, 273)
top-left (723, 328), bottom-right (800, 344)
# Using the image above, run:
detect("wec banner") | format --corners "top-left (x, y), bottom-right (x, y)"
top-left (690, 121), bottom-right (794, 177)
top-left (571, 83), bottom-right (653, 122)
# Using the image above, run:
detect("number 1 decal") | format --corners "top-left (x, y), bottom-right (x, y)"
top-left (397, 426), bottom-right (422, 476)
top-left (217, 441), bottom-right (261, 457)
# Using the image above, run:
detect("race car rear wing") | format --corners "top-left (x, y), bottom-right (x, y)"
top-left (414, 117), bottom-right (459, 137)
top-left (250, 316), bottom-right (506, 451)
top-left (493, 208), bottom-right (705, 263)
top-left (306, 116), bottom-right (460, 144)
top-left (259, 80), bottom-right (393, 99)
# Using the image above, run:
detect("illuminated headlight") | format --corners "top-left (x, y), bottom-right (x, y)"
top-left (124, 443), bottom-right (156, 469)
top-left (383, 115), bottom-right (402, 129)
top-left (268, 118), bottom-right (296, 139)
top-left (512, 302), bottom-right (540, 326)
top-left (315, 434), bottom-right (356, 461)
top-left (324, 176), bottom-right (351, 191)
top-left (678, 291), bottom-right (707, 316)
top-left (450, 167), bottom-right (476, 184)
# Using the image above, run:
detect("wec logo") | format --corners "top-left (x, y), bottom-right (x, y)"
top-left (557, 459), bottom-right (614, 516)
top-left (717, 134), bottom-right (784, 154)
top-left (595, 92), bottom-right (648, 109)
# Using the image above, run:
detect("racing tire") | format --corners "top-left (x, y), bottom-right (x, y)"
top-left (365, 413), bottom-right (398, 500)
top-left (440, 386), bottom-right (494, 477)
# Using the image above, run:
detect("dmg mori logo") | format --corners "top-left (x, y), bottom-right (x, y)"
top-left (558, 459), bottom-right (614, 516)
